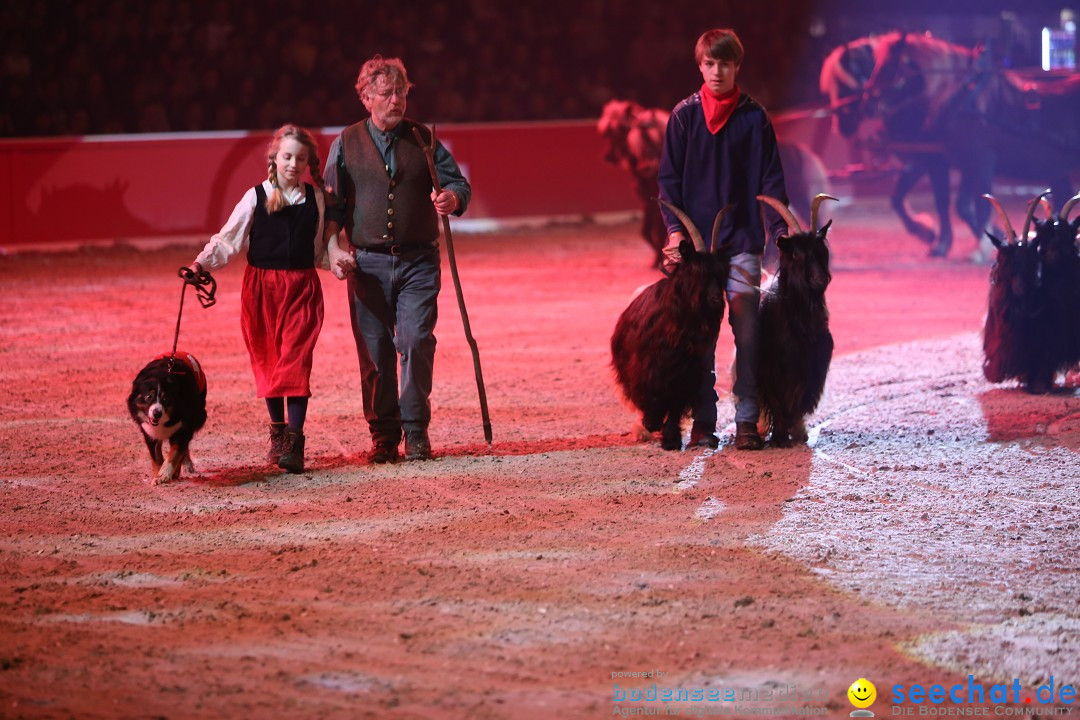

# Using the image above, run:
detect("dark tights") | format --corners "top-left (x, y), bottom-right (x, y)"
top-left (265, 397), bottom-right (309, 431)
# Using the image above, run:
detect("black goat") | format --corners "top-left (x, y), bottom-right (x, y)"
top-left (1036, 193), bottom-right (1080, 384)
top-left (981, 194), bottom-right (1050, 392)
top-left (611, 202), bottom-right (731, 450)
top-left (754, 194), bottom-right (837, 447)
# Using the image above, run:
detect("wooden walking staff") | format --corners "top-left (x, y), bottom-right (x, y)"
top-left (412, 124), bottom-right (493, 447)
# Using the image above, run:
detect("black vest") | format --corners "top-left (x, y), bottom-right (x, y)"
top-left (248, 183), bottom-right (319, 270)
top-left (339, 119), bottom-right (439, 248)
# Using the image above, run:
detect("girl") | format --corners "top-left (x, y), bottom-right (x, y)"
top-left (190, 124), bottom-right (347, 473)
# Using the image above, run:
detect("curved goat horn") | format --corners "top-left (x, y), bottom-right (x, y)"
top-left (1022, 190), bottom-right (1051, 242)
top-left (1038, 195), bottom-right (1054, 219)
top-left (1059, 193), bottom-right (1080, 223)
top-left (756, 195), bottom-right (802, 236)
top-left (982, 194), bottom-right (1016, 245)
top-left (657, 198), bottom-right (705, 252)
top-left (710, 205), bottom-right (732, 252)
top-left (811, 194), bottom-right (839, 233)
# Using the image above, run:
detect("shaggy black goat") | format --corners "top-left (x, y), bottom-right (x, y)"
top-left (611, 202), bottom-right (731, 450)
top-left (754, 194), bottom-right (837, 447)
top-left (981, 194), bottom-right (1049, 392)
top-left (1036, 193), bottom-right (1080, 384)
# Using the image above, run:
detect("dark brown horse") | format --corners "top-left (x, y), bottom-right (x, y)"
top-left (821, 31), bottom-right (1080, 260)
top-left (598, 100), bottom-right (669, 268)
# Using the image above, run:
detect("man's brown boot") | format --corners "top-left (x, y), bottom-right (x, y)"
top-left (404, 429), bottom-right (432, 461)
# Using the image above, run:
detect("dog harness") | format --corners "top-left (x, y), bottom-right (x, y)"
top-left (155, 351), bottom-right (207, 393)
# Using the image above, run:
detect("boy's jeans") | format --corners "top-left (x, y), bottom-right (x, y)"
top-left (693, 252), bottom-right (761, 428)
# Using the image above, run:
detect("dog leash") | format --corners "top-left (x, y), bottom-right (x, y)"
top-left (169, 265), bottom-right (217, 362)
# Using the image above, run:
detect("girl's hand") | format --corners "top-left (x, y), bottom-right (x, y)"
top-left (328, 243), bottom-right (356, 280)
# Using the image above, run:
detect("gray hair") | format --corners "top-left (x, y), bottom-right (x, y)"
top-left (354, 55), bottom-right (413, 100)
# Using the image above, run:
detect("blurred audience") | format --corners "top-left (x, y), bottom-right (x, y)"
top-left (0, 0), bottom-right (1065, 137)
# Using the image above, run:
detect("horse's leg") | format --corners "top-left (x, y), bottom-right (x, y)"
top-left (644, 192), bottom-right (667, 268)
top-left (954, 173), bottom-right (973, 233)
top-left (635, 177), bottom-right (665, 268)
top-left (890, 158), bottom-right (936, 244)
top-left (957, 157), bottom-right (995, 263)
top-left (927, 157), bottom-right (954, 257)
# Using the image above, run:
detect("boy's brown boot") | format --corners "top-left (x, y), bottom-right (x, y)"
top-left (734, 422), bottom-right (764, 451)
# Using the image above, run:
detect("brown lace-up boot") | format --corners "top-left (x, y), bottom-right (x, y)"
top-left (268, 422), bottom-right (289, 463)
top-left (278, 430), bottom-right (305, 473)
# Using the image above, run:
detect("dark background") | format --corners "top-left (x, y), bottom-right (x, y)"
top-left (1, 0), bottom-right (1074, 137)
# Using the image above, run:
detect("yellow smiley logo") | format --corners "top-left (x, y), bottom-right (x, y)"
top-left (848, 678), bottom-right (877, 709)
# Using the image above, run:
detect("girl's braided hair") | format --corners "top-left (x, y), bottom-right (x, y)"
top-left (265, 123), bottom-right (337, 213)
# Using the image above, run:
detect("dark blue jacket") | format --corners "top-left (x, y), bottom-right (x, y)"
top-left (658, 92), bottom-right (789, 256)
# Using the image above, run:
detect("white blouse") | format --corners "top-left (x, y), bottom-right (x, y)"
top-left (195, 180), bottom-right (329, 270)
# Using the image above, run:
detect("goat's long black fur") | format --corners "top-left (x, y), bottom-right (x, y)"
top-left (756, 205), bottom-right (835, 447)
top-left (982, 233), bottom-right (1043, 389)
top-left (982, 193), bottom-right (1079, 393)
top-left (611, 240), bottom-right (729, 450)
top-left (1036, 212), bottom-right (1080, 380)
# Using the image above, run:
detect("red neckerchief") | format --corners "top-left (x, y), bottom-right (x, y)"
top-left (700, 83), bottom-right (740, 134)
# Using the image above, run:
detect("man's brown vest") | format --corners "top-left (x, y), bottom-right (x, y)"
top-left (339, 119), bottom-right (438, 248)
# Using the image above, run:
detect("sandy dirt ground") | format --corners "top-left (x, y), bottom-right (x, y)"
top-left (1, 196), bottom-right (1078, 719)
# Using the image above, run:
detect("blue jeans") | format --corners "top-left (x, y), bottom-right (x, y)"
top-left (693, 252), bottom-right (761, 428)
top-left (346, 246), bottom-right (441, 446)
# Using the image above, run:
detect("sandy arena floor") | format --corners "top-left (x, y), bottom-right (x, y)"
top-left (1, 196), bottom-right (1078, 719)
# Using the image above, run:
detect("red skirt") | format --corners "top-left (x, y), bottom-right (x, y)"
top-left (240, 266), bottom-right (324, 398)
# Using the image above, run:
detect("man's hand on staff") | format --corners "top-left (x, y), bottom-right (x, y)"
top-left (431, 189), bottom-right (459, 216)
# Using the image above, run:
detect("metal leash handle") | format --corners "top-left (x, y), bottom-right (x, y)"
top-left (171, 266), bottom-right (217, 356)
